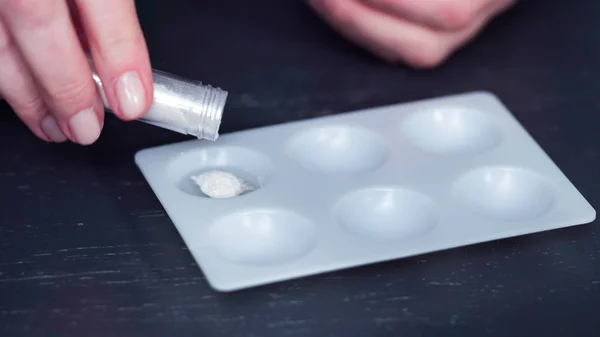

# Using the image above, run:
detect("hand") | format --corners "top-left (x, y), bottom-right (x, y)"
top-left (307, 0), bottom-right (517, 68)
top-left (0, 0), bottom-right (152, 145)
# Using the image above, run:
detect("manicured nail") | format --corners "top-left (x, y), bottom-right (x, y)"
top-left (116, 71), bottom-right (146, 119)
top-left (41, 115), bottom-right (67, 142)
top-left (68, 107), bottom-right (101, 145)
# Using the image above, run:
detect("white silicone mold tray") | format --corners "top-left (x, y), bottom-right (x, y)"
top-left (134, 91), bottom-right (596, 292)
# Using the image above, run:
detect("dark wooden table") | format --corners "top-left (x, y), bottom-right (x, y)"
top-left (1, 1), bottom-right (599, 336)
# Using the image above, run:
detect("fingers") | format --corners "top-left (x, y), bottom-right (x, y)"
top-left (360, 0), bottom-right (499, 31)
top-left (307, 0), bottom-right (458, 67)
top-left (0, 0), bottom-right (103, 145)
top-left (0, 0), bottom-right (152, 145)
top-left (68, 0), bottom-right (90, 52)
top-left (75, 0), bottom-right (152, 121)
top-left (307, 0), bottom-right (515, 68)
top-left (0, 20), bottom-right (65, 143)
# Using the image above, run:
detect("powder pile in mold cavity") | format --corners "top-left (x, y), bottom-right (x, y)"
top-left (191, 170), bottom-right (251, 198)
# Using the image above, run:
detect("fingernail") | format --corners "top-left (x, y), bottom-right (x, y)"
top-left (41, 115), bottom-right (67, 142)
top-left (68, 107), bottom-right (101, 145)
top-left (116, 71), bottom-right (146, 119)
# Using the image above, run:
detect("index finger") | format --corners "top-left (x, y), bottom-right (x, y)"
top-left (75, 0), bottom-right (153, 121)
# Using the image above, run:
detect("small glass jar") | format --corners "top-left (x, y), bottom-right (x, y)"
top-left (90, 63), bottom-right (228, 141)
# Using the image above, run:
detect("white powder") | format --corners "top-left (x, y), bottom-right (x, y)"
top-left (191, 170), bottom-right (250, 198)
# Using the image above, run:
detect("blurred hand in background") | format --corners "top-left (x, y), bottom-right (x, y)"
top-left (307, 0), bottom-right (518, 68)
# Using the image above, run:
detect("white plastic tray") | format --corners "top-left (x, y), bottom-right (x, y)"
top-left (134, 91), bottom-right (596, 292)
